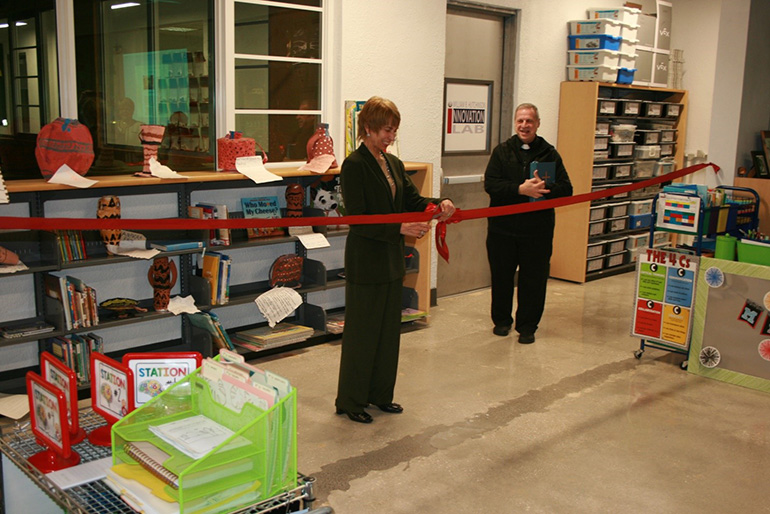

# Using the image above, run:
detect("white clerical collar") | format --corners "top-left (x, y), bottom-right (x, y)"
top-left (521, 143), bottom-right (530, 150)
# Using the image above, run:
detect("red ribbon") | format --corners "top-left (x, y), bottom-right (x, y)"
top-left (0, 163), bottom-right (718, 246)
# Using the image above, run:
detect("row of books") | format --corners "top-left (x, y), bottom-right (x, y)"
top-left (232, 322), bottom-right (314, 351)
top-left (199, 251), bottom-right (231, 305)
top-left (43, 272), bottom-right (99, 330)
top-left (54, 230), bottom-right (88, 262)
top-left (46, 333), bottom-right (104, 385)
top-left (189, 202), bottom-right (231, 246)
top-left (189, 197), bottom-right (286, 245)
top-left (188, 312), bottom-right (234, 351)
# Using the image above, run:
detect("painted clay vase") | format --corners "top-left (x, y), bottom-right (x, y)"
top-left (0, 246), bottom-right (19, 265)
top-left (285, 183), bottom-right (305, 218)
top-left (96, 195), bottom-right (121, 252)
top-left (139, 124), bottom-right (166, 171)
top-left (147, 256), bottom-right (178, 312)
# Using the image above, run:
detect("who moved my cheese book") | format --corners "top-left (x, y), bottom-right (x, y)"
top-left (529, 161), bottom-right (556, 202)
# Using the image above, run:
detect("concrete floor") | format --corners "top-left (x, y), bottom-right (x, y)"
top-left (255, 272), bottom-right (770, 514)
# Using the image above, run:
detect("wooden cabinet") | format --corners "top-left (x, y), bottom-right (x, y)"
top-left (552, 81), bottom-right (688, 283)
top-left (0, 162), bottom-right (433, 393)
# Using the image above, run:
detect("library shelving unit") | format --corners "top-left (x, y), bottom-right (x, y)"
top-left (0, 162), bottom-right (433, 393)
top-left (552, 81), bottom-right (688, 283)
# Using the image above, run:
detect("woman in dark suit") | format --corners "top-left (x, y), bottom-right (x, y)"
top-left (335, 97), bottom-right (455, 423)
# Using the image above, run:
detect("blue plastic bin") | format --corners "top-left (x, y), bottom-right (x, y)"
top-left (568, 34), bottom-right (622, 51)
top-left (617, 67), bottom-right (636, 84)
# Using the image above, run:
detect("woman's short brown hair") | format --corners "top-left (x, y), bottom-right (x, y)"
top-left (357, 96), bottom-right (401, 142)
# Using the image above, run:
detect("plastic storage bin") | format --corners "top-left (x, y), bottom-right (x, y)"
top-left (635, 130), bottom-right (660, 144)
top-left (567, 64), bottom-right (619, 82)
top-left (610, 142), bottom-right (635, 157)
top-left (594, 135), bottom-right (610, 150)
top-left (608, 216), bottom-right (629, 232)
top-left (617, 68), bottom-right (635, 84)
top-left (587, 240), bottom-right (605, 258)
top-left (619, 37), bottom-right (638, 55)
top-left (654, 159), bottom-right (675, 176)
top-left (605, 251), bottom-right (627, 268)
top-left (594, 149), bottom-right (610, 160)
top-left (618, 52), bottom-right (637, 70)
top-left (569, 19), bottom-right (623, 37)
top-left (604, 236), bottom-right (629, 254)
top-left (611, 123), bottom-right (636, 142)
top-left (589, 219), bottom-right (607, 236)
top-left (588, 6), bottom-right (641, 26)
top-left (586, 255), bottom-right (604, 273)
top-left (597, 98), bottom-right (617, 115)
top-left (568, 34), bottom-right (622, 51)
top-left (568, 49), bottom-right (620, 66)
top-left (659, 142), bottom-right (675, 156)
top-left (590, 204), bottom-right (608, 221)
top-left (611, 183), bottom-right (632, 199)
top-left (607, 201), bottom-right (630, 217)
top-left (635, 145), bottom-right (661, 159)
top-left (643, 101), bottom-right (664, 117)
top-left (626, 233), bottom-right (650, 250)
top-left (630, 199), bottom-right (653, 215)
top-left (619, 22), bottom-right (639, 41)
top-left (613, 163), bottom-right (633, 179)
top-left (629, 213), bottom-right (652, 229)
top-left (592, 164), bottom-right (611, 180)
top-left (596, 120), bottom-right (611, 135)
top-left (633, 160), bottom-right (655, 178)
top-left (660, 129), bottom-right (677, 142)
top-left (665, 103), bottom-right (683, 118)
top-left (653, 232), bottom-right (671, 247)
top-left (618, 99), bottom-right (642, 116)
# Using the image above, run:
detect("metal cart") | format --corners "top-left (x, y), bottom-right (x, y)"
top-left (633, 185), bottom-right (760, 368)
top-left (0, 409), bottom-right (323, 514)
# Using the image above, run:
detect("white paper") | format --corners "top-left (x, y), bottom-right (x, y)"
top-left (47, 164), bottom-right (98, 188)
top-left (168, 295), bottom-right (200, 315)
top-left (0, 261), bottom-right (29, 274)
top-left (106, 245), bottom-right (160, 259)
top-left (149, 414), bottom-right (239, 460)
top-left (255, 287), bottom-right (303, 327)
top-left (0, 392), bottom-right (29, 419)
top-left (297, 232), bottom-right (330, 249)
top-left (47, 456), bottom-right (112, 489)
top-left (289, 226), bottom-right (313, 237)
top-left (298, 153), bottom-right (336, 174)
top-left (235, 156), bottom-right (283, 184)
top-left (149, 157), bottom-right (188, 179)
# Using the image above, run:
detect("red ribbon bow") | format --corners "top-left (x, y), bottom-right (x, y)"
top-left (424, 203), bottom-right (460, 263)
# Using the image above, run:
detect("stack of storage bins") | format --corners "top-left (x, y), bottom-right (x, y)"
top-left (567, 7), bottom-right (640, 84)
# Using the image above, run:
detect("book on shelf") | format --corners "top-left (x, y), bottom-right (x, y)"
top-left (241, 196), bottom-right (284, 239)
top-left (196, 202), bottom-right (231, 246)
top-left (43, 273), bottom-right (73, 330)
top-left (0, 319), bottom-right (55, 339)
top-left (200, 252), bottom-right (221, 305)
top-left (47, 332), bottom-right (103, 385)
top-left (188, 312), bottom-right (234, 351)
top-left (325, 313), bottom-right (345, 334)
top-left (149, 240), bottom-right (204, 251)
top-left (234, 322), bottom-right (313, 349)
top-left (216, 253), bottom-right (231, 304)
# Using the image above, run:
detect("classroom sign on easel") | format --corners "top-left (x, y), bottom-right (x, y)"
top-left (631, 248), bottom-right (700, 350)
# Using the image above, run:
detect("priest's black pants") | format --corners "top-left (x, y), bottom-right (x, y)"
top-left (486, 231), bottom-right (553, 336)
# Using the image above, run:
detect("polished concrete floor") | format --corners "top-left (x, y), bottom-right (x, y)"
top-left (255, 272), bottom-right (770, 514)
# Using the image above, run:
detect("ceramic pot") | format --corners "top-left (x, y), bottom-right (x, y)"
top-left (96, 195), bottom-right (121, 252)
top-left (148, 257), bottom-right (177, 311)
top-left (0, 246), bottom-right (19, 265)
top-left (285, 183), bottom-right (305, 218)
top-left (139, 124), bottom-right (166, 171)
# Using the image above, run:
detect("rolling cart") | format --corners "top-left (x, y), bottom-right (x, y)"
top-left (633, 185), bottom-right (760, 368)
top-left (0, 409), bottom-right (324, 514)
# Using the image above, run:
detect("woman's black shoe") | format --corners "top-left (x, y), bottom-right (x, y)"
top-left (336, 408), bottom-right (373, 423)
top-left (374, 402), bottom-right (403, 413)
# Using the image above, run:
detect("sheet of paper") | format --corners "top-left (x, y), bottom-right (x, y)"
top-left (297, 232), bottom-right (330, 249)
top-left (106, 245), bottom-right (160, 259)
top-left (47, 164), bottom-right (98, 188)
top-left (255, 287), bottom-right (303, 327)
top-left (149, 157), bottom-right (188, 179)
top-left (289, 226), bottom-right (313, 237)
top-left (46, 456), bottom-right (112, 489)
top-left (0, 392), bottom-right (30, 419)
top-left (168, 295), bottom-right (200, 315)
top-left (298, 154), bottom-right (336, 174)
top-left (0, 261), bottom-right (29, 274)
top-left (235, 156), bottom-right (283, 184)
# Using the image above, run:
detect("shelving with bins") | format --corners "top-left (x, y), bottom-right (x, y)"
top-left (552, 81), bottom-right (688, 283)
top-left (0, 164), bottom-right (433, 392)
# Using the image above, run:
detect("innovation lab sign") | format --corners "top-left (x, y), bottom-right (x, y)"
top-left (442, 78), bottom-right (493, 155)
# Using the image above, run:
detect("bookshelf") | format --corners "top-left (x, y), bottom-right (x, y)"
top-left (0, 163), bottom-right (433, 393)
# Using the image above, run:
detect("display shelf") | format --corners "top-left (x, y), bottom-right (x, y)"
top-left (553, 81), bottom-right (688, 283)
top-left (0, 163), bottom-right (433, 394)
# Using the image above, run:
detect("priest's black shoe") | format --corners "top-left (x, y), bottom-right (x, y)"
top-left (374, 402), bottom-right (403, 413)
top-left (336, 408), bottom-right (373, 423)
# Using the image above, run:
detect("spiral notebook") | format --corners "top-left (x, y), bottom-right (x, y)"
top-left (124, 441), bottom-right (179, 489)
